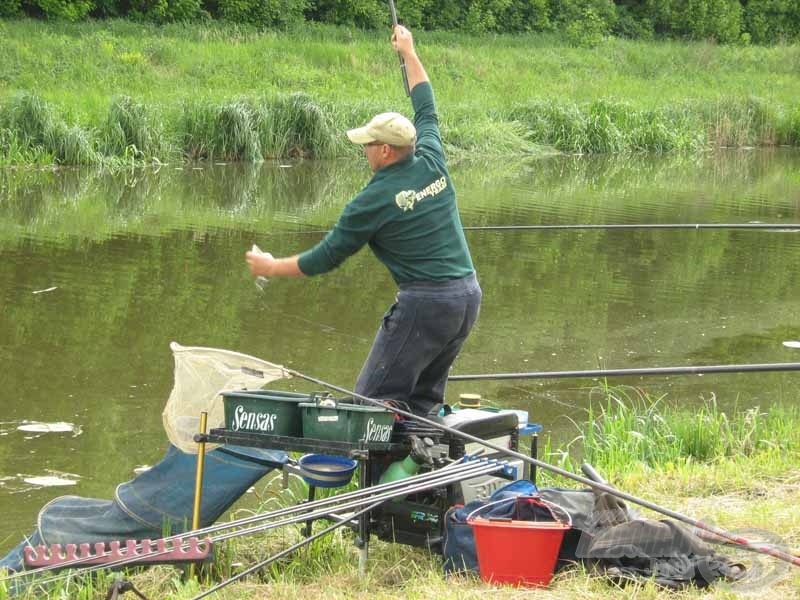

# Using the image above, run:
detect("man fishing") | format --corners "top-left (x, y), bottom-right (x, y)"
top-left (246, 25), bottom-right (481, 417)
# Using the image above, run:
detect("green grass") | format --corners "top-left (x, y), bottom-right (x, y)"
top-left (554, 385), bottom-right (800, 481)
top-left (1, 19), bottom-right (800, 164)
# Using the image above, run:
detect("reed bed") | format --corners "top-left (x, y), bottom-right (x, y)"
top-left (4, 92), bottom-right (798, 166)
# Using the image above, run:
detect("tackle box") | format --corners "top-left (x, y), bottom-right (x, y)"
top-left (222, 389), bottom-right (310, 436)
top-left (300, 397), bottom-right (395, 443)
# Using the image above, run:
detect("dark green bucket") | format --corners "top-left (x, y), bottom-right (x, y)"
top-left (300, 398), bottom-right (395, 443)
top-left (222, 390), bottom-right (309, 436)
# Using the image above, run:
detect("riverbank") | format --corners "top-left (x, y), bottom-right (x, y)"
top-left (1, 19), bottom-right (799, 165)
top-left (5, 393), bottom-right (798, 598)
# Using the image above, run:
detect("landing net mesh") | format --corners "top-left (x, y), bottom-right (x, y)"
top-left (162, 341), bottom-right (289, 453)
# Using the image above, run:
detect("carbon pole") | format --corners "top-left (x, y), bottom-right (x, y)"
top-left (462, 223), bottom-right (800, 231)
top-left (284, 367), bottom-right (800, 568)
top-left (388, 0), bottom-right (410, 96)
top-left (448, 362), bottom-right (800, 382)
top-left (260, 223), bottom-right (800, 237)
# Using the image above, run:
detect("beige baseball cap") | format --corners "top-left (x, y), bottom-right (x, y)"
top-left (347, 112), bottom-right (417, 146)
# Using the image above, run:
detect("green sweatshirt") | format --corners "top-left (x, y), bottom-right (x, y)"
top-left (297, 82), bottom-right (475, 284)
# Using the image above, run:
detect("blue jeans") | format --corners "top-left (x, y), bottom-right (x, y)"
top-left (354, 272), bottom-right (482, 415)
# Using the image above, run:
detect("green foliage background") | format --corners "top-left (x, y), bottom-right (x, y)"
top-left (3, 0), bottom-right (800, 43)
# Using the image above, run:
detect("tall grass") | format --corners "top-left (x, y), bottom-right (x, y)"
top-left (100, 95), bottom-right (164, 160)
top-left (575, 385), bottom-right (800, 476)
top-left (0, 93), bottom-right (97, 165)
top-left (257, 93), bottom-right (338, 159)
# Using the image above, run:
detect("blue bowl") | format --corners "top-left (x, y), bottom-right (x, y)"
top-left (298, 454), bottom-right (358, 488)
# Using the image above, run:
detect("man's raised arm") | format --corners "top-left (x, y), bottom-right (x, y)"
top-left (392, 26), bottom-right (429, 92)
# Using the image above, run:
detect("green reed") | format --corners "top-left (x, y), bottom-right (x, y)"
top-left (576, 384), bottom-right (800, 475)
top-left (100, 95), bottom-right (164, 160)
top-left (257, 93), bottom-right (339, 160)
top-left (1, 93), bottom-right (97, 165)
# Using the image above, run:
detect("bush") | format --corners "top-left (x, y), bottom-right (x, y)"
top-left (613, 3), bottom-right (655, 40)
top-left (645, 0), bottom-right (742, 43)
top-left (216, 0), bottom-right (307, 28)
top-left (565, 6), bottom-right (609, 46)
top-left (391, 0), bottom-right (435, 29)
top-left (304, 0), bottom-right (385, 29)
top-left (459, 0), bottom-right (548, 34)
top-left (504, 0), bottom-right (551, 32)
top-left (0, 0), bottom-right (21, 16)
top-left (33, 0), bottom-right (94, 20)
top-left (550, 0), bottom-right (616, 30)
top-left (127, 0), bottom-right (203, 22)
top-left (90, 0), bottom-right (122, 17)
top-left (743, 0), bottom-right (800, 44)
top-left (420, 0), bottom-right (464, 30)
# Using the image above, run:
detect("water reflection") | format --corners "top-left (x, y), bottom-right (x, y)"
top-left (0, 150), bottom-right (799, 552)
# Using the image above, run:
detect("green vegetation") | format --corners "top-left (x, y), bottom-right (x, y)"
top-left (1, 20), bottom-right (799, 165)
top-left (3, 0), bottom-right (800, 45)
top-left (555, 385), bottom-right (800, 481)
top-left (4, 390), bottom-right (798, 598)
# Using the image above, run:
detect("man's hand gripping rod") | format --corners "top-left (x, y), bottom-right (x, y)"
top-left (388, 0), bottom-right (411, 96)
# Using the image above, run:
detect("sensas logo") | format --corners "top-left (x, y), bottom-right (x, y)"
top-left (364, 417), bottom-right (393, 442)
top-left (232, 405), bottom-right (278, 432)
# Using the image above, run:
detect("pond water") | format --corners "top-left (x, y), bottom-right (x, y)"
top-left (0, 149), bottom-right (799, 553)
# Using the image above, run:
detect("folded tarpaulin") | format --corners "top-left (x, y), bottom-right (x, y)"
top-left (0, 444), bottom-right (286, 573)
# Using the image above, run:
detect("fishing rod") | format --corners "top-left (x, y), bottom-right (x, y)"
top-left (12, 460), bottom-right (506, 585)
top-left (448, 361), bottom-right (800, 382)
top-left (281, 366), bottom-right (800, 568)
top-left (462, 223), bottom-right (800, 231)
top-left (388, 0), bottom-right (410, 96)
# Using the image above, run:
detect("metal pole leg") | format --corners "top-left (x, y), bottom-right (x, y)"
top-left (356, 458), bottom-right (370, 575)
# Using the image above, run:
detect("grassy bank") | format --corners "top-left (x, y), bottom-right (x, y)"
top-left (1, 19), bottom-right (800, 165)
top-left (4, 389), bottom-right (798, 598)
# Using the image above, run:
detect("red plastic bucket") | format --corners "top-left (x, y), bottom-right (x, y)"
top-left (469, 515), bottom-right (570, 587)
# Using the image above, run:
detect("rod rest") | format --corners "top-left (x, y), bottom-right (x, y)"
top-left (24, 536), bottom-right (212, 567)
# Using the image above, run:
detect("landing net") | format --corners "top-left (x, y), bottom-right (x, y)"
top-left (162, 342), bottom-right (289, 453)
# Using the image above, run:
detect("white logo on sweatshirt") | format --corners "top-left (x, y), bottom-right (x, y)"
top-left (395, 177), bottom-right (448, 211)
